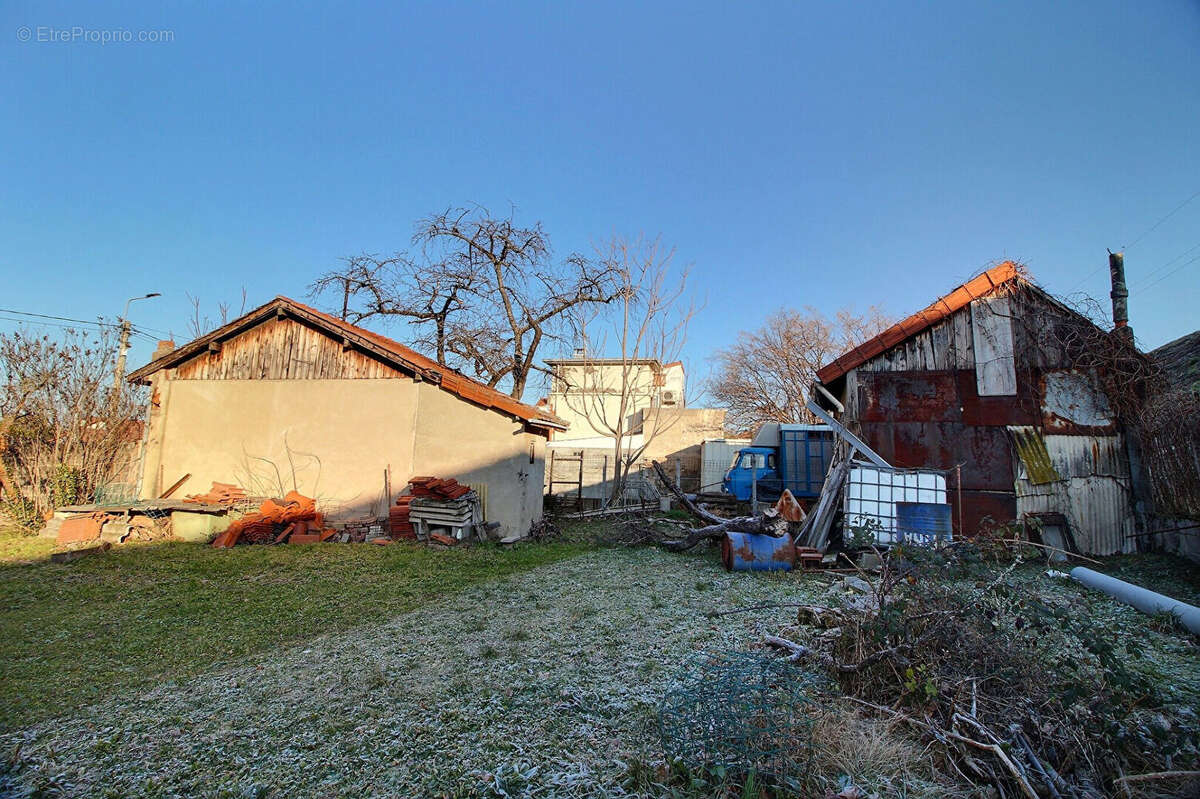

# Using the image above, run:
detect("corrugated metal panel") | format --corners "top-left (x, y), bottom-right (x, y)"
top-left (1016, 476), bottom-right (1134, 555)
top-left (1014, 433), bottom-right (1134, 555)
top-left (1042, 434), bottom-right (1129, 479)
top-left (700, 439), bottom-right (748, 493)
top-left (1010, 426), bottom-right (1060, 484)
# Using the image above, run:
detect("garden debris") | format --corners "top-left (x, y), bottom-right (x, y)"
top-left (57, 512), bottom-right (113, 545)
top-left (657, 651), bottom-right (816, 790)
top-left (407, 476), bottom-right (484, 543)
top-left (210, 491), bottom-right (334, 548)
top-left (762, 544), bottom-right (1200, 798)
top-left (184, 482), bottom-right (248, 505)
top-left (774, 489), bottom-right (807, 523)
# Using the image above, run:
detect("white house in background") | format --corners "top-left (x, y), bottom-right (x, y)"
top-left (543, 355), bottom-right (685, 442)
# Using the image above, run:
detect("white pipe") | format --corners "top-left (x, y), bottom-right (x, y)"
top-left (1070, 567), bottom-right (1200, 635)
top-left (815, 383), bottom-right (844, 413)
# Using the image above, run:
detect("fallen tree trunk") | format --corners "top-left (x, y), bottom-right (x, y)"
top-left (659, 512), bottom-right (788, 552)
top-left (651, 460), bottom-right (725, 525)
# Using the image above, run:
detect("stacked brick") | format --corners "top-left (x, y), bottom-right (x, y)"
top-left (408, 476), bottom-right (472, 500)
top-left (389, 495), bottom-right (415, 539)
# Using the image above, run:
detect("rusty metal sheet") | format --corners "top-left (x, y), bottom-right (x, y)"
top-left (957, 370), bottom-right (1040, 427)
top-left (956, 490), bottom-right (1018, 537)
top-left (856, 371), bottom-right (961, 423)
top-left (864, 422), bottom-right (1015, 492)
top-left (1040, 370), bottom-right (1117, 433)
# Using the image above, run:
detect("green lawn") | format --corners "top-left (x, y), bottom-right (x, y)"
top-left (0, 522), bottom-right (55, 565)
top-left (0, 529), bottom-right (589, 730)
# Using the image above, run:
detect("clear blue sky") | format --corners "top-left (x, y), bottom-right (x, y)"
top-left (2, 1), bottom-right (1198, 400)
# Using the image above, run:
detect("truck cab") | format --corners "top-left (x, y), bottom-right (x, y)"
top-left (722, 446), bottom-right (779, 501)
top-left (721, 424), bottom-right (834, 503)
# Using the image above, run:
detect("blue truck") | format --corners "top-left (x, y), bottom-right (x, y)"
top-left (721, 423), bottom-right (835, 502)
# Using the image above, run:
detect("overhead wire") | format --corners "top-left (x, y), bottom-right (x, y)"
top-left (1128, 241), bottom-right (1200, 291)
top-left (1122, 187), bottom-right (1200, 251)
top-left (0, 307), bottom-right (117, 329)
top-left (1065, 186), bottom-right (1200, 294)
top-left (1136, 252), bottom-right (1200, 295)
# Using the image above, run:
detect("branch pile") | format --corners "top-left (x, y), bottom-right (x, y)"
top-left (762, 546), bottom-right (1200, 798)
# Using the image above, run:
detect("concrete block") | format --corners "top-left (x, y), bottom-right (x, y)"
top-left (170, 510), bottom-right (232, 543)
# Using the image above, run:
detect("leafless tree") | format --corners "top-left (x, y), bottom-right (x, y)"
top-left (709, 306), bottom-right (891, 432)
top-left (557, 236), bottom-right (696, 504)
top-left (310, 206), bottom-right (624, 399)
top-left (0, 327), bottom-right (145, 529)
top-left (186, 288), bottom-right (248, 339)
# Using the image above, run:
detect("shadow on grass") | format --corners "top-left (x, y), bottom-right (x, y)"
top-left (0, 533), bottom-right (591, 731)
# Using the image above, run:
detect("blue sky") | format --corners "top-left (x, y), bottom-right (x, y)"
top-left (2, 1), bottom-right (1198, 400)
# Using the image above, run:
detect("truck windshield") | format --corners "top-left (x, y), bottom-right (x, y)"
top-left (739, 452), bottom-right (767, 469)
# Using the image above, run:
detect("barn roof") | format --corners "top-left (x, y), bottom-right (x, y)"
top-left (127, 296), bottom-right (567, 431)
top-left (815, 261), bottom-right (1027, 384)
top-left (1150, 329), bottom-right (1200, 392)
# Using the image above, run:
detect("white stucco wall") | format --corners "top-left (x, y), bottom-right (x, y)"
top-left (144, 377), bottom-right (545, 537)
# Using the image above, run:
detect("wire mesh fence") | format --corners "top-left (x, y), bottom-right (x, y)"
top-left (658, 651), bottom-right (817, 790)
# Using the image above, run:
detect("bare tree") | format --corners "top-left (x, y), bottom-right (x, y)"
top-left (0, 327), bottom-right (145, 529)
top-left (556, 236), bottom-right (696, 504)
top-left (310, 206), bottom-right (623, 399)
top-left (709, 306), bottom-right (891, 432)
top-left (186, 288), bottom-right (248, 339)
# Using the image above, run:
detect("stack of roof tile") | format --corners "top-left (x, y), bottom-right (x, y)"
top-left (211, 490), bottom-right (334, 548)
top-left (184, 482), bottom-right (249, 505)
top-left (408, 476), bottom-right (472, 500)
top-left (389, 495), bottom-right (415, 539)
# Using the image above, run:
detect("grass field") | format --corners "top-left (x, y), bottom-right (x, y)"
top-left (0, 524), bottom-right (588, 730)
top-left (1, 521), bottom-right (1197, 798)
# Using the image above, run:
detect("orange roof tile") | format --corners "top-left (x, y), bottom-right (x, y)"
top-left (815, 261), bottom-right (1026, 384)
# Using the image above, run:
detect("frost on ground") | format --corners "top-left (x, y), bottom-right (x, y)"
top-left (0, 548), bottom-right (825, 799)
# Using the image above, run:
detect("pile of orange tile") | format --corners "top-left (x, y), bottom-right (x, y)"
top-left (389, 495), bottom-right (415, 539)
top-left (408, 476), bottom-right (472, 500)
top-left (210, 490), bottom-right (336, 548)
top-left (184, 482), bottom-right (249, 505)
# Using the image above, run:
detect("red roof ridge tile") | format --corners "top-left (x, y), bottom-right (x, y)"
top-left (815, 261), bottom-right (1026, 384)
top-left (128, 295), bottom-right (566, 430)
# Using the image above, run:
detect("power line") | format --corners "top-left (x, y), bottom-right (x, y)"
top-left (0, 314), bottom-right (108, 332)
top-left (1129, 240), bottom-right (1200, 291)
top-left (1123, 187), bottom-right (1200, 251)
top-left (1137, 252), bottom-right (1200, 295)
top-left (0, 307), bottom-right (118, 329)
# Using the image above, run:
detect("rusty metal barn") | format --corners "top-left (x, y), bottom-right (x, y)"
top-left (812, 261), bottom-right (1143, 555)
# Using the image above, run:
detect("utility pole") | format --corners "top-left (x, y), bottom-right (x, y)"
top-left (113, 293), bottom-right (161, 393)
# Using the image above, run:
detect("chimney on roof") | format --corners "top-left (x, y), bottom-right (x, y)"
top-left (153, 340), bottom-right (176, 360)
top-left (1108, 251), bottom-right (1133, 342)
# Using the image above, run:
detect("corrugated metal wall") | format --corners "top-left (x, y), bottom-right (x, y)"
top-left (1012, 432), bottom-right (1135, 555)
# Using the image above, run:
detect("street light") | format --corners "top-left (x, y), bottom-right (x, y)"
top-left (112, 293), bottom-right (162, 392)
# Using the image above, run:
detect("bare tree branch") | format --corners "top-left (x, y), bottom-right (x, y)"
top-left (708, 306), bottom-right (891, 432)
top-left (309, 206), bottom-right (623, 398)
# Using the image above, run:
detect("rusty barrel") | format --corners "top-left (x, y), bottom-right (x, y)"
top-left (721, 532), bottom-right (795, 572)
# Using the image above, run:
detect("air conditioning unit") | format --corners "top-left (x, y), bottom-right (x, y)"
top-left (661, 390), bottom-right (678, 406)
